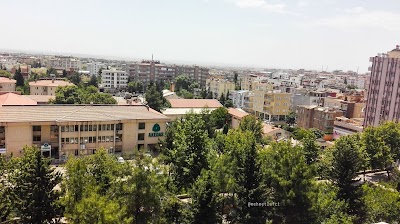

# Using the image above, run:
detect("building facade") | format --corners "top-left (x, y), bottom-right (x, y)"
top-left (128, 60), bottom-right (210, 87)
top-left (333, 117), bottom-right (363, 140)
top-left (0, 105), bottom-right (169, 159)
top-left (101, 68), bottom-right (129, 90)
top-left (47, 57), bottom-right (82, 71)
top-left (206, 77), bottom-right (235, 98)
top-left (364, 46), bottom-right (400, 127)
top-left (297, 105), bottom-right (344, 133)
top-left (87, 62), bottom-right (106, 76)
top-left (253, 91), bottom-right (291, 122)
top-left (29, 79), bottom-right (75, 96)
top-left (0, 77), bottom-right (16, 92)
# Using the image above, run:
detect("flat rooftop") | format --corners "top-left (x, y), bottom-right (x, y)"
top-left (0, 105), bottom-right (168, 123)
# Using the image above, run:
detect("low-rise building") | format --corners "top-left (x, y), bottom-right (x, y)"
top-left (0, 77), bottom-right (16, 92)
top-left (0, 93), bottom-right (37, 106)
top-left (228, 108), bottom-right (249, 128)
top-left (296, 105), bottom-right (344, 133)
top-left (0, 105), bottom-right (169, 158)
top-left (29, 79), bottom-right (75, 96)
top-left (333, 117), bottom-right (364, 139)
top-left (262, 123), bottom-right (288, 141)
top-left (163, 99), bottom-right (222, 120)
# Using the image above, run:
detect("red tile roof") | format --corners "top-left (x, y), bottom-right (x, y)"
top-left (0, 93), bottom-right (38, 106)
top-left (0, 77), bottom-right (16, 84)
top-left (228, 108), bottom-right (249, 119)
top-left (168, 99), bottom-right (222, 108)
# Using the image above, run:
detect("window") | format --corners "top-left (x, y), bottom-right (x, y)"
top-left (33, 126), bottom-right (41, 131)
top-left (139, 123), bottom-right (145, 130)
top-left (116, 123), bottom-right (123, 130)
top-left (33, 136), bottom-right (41, 141)
top-left (75, 149), bottom-right (79, 156)
top-left (138, 133), bottom-right (145, 140)
top-left (137, 144), bottom-right (144, 150)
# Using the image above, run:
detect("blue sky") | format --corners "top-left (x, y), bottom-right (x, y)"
top-left (1, 0), bottom-right (400, 72)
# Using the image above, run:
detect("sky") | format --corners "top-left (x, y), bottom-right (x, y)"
top-left (1, 0), bottom-right (400, 72)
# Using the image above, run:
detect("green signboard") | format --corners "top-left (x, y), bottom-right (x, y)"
top-left (149, 124), bottom-right (164, 137)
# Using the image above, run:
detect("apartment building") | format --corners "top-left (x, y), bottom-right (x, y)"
top-left (47, 57), bottom-right (82, 70)
top-left (243, 92), bottom-right (254, 114)
top-left (128, 60), bottom-right (210, 87)
top-left (0, 105), bottom-right (169, 159)
top-left (29, 79), bottom-right (75, 96)
top-left (206, 77), bottom-right (235, 98)
top-left (87, 62), bottom-right (106, 75)
top-left (297, 105), bottom-right (344, 133)
top-left (333, 116), bottom-right (363, 140)
top-left (364, 46), bottom-right (400, 127)
top-left (101, 68), bottom-right (129, 91)
top-left (0, 77), bottom-right (16, 92)
top-left (231, 90), bottom-right (250, 109)
top-left (241, 74), bottom-right (259, 90)
top-left (253, 90), bottom-right (291, 122)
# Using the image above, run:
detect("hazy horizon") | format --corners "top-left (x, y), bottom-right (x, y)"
top-left (2, 0), bottom-right (400, 73)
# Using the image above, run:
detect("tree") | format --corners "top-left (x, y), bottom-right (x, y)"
top-left (219, 94), bottom-right (226, 105)
top-left (285, 111), bottom-right (296, 127)
top-left (0, 69), bottom-right (12, 78)
top-left (50, 85), bottom-right (117, 104)
top-left (191, 170), bottom-right (220, 224)
top-left (362, 126), bottom-right (394, 177)
top-left (127, 81), bottom-right (144, 93)
top-left (69, 72), bottom-right (82, 85)
top-left (362, 183), bottom-right (400, 223)
top-left (329, 135), bottom-right (366, 221)
top-left (88, 74), bottom-right (98, 87)
top-left (234, 72), bottom-right (238, 85)
top-left (175, 75), bottom-right (191, 92)
top-left (12, 146), bottom-right (62, 224)
top-left (224, 99), bottom-right (233, 108)
top-left (145, 82), bottom-right (169, 112)
top-left (177, 89), bottom-right (194, 99)
top-left (13, 67), bottom-right (24, 87)
top-left (225, 130), bottom-right (268, 223)
top-left (261, 141), bottom-right (315, 223)
top-left (210, 107), bottom-right (229, 129)
top-left (238, 115), bottom-right (263, 143)
top-left (0, 155), bottom-right (13, 222)
top-left (162, 113), bottom-right (210, 191)
top-left (300, 130), bottom-right (320, 165)
top-left (62, 69), bottom-right (68, 78)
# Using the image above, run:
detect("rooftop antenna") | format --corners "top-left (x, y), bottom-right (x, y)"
top-left (152, 54), bottom-right (153, 61)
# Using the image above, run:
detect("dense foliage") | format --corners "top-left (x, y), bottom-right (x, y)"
top-left (50, 85), bottom-right (117, 104)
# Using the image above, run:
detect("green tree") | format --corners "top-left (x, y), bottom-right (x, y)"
top-left (362, 183), bottom-right (400, 223)
top-left (224, 99), bottom-right (233, 108)
top-left (69, 72), bottom-right (82, 85)
top-left (177, 89), bottom-right (194, 99)
top-left (238, 115), bottom-right (263, 143)
top-left (13, 67), bottom-right (24, 87)
top-left (0, 69), bottom-right (12, 78)
top-left (300, 130), bottom-right (320, 165)
top-left (0, 155), bottom-right (13, 222)
top-left (285, 111), bottom-right (296, 127)
top-left (162, 113), bottom-right (210, 191)
top-left (261, 141), bottom-right (315, 223)
top-left (160, 195), bottom-right (189, 224)
top-left (12, 146), bottom-right (62, 224)
top-left (329, 135), bottom-right (365, 221)
top-left (175, 75), bottom-right (192, 92)
top-left (145, 82), bottom-right (169, 112)
top-left (233, 72), bottom-right (238, 85)
top-left (62, 69), bottom-right (68, 77)
top-left (50, 85), bottom-right (117, 104)
top-left (210, 107), bottom-right (229, 129)
top-left (225, 130), bottom-right (268, 223)
top-left (191, 170), bottom-right (220, 224)
top-left (219, 94), bottom-right (226, 105)
top-left (127, 81), bottom-right (144, 93)
top-left (88, 74), bottom-right (98, 87)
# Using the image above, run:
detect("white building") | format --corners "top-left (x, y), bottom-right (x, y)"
top-left (47, 57), bottom-right (82, 70)
top-left (87, 62), bottom-right (106, 76)
top-left (101, 68), bottom-right (129, 90)
top-left (231, 90), bottom-right (250, 109)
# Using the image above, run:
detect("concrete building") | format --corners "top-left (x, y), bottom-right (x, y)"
top-left (101, 68), bottom-right (129, 91)
top-left (262, 123), bottom-right (288, 141)
top-left (47, 57), bottom-right (82, 71)
top-left (206, 77), bottom-right (235, 99)
top-left (297, 105), bottom-right (344, 133)
top-left (364, 46), bottom-right (400, 127)
top-left (129, 60), bottom-right (210, 87)
top-left (86, 62), bottom-right (106, 76)
top-left (29, 79), bottom-right (75, 96)
top-left (253, 90), bottom-right (291, 122)
top-left (0, 93), bottom-right (37, 106)
top-left (231, 90), bottom-right (250, 109)
top-left (333, 116), bottom-right (364, 140)
top-left (228, 108), bottom-right (249, 128)
top-left (0, 77), bottom-right (16, 92)
top-left (243, 92), bottom-right (255, 114)
top-left (0, 105), bottom-right (169, 158)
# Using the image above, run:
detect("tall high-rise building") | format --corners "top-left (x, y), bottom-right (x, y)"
top-left (364, 46), bottom-right (400, 127)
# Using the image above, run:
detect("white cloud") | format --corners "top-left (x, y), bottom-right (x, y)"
top-left (314, 7), bottom-right (400, 31)
top-left (297, 1), bottom-right (308, 8)
top-left (233, 0), bottom-right (287, 14)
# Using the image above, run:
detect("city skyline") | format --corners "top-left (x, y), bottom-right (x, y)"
top-left (2, 0), bottom-right (400, 72)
